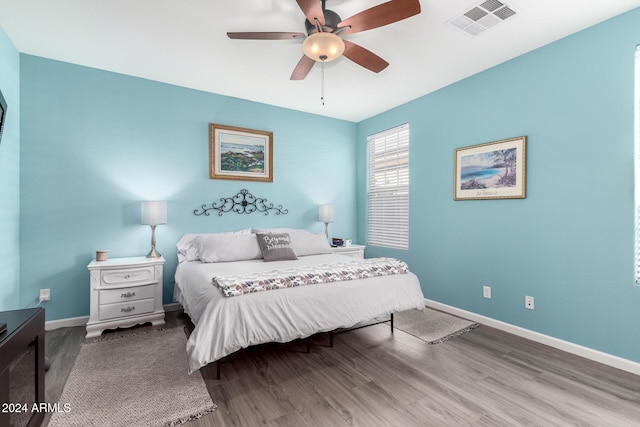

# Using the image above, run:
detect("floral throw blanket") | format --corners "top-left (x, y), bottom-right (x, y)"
top-left (212, 257), bottom-right (409, 297)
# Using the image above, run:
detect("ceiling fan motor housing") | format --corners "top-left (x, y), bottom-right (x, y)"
top-left (305, 9), bottom-right (342, 34)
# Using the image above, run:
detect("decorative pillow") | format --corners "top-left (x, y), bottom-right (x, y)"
top-left (196, 233), bottom-right (262, 263)
top-left (255, 233), bottom-right (298, 262)
top-left (290, 231), bottom-right (332, 256)
top-left (253, 228), bottom-right (331, 256)
top-left (176, 229), bottom-right (251, 263)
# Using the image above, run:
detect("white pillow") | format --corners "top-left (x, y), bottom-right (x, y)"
top-left (291, 231), bottom-right (332, 256)
top-left (196, 233), bottom-right (262, 263)
top-left (176, 229), bottom-right (251, 263)
top-left (253, 228), bottom-right (331, 256)
top-left (252, 227), bottom-right (307, 235)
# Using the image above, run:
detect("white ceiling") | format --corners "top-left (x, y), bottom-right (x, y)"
top-left (1, 0), bottom-right (639, 122)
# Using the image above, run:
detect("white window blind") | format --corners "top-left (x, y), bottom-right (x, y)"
top-left (367, 123), bottom-right (410, 250)
top-left (635, 45), bottom-right (640, 283)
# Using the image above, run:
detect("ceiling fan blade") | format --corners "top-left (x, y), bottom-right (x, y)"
top-left (337, 0), bottom-right (421, 35)
top-left (227, 32), bottom-right (306, 40)
top-left (295, 0), bottom-right (325, 26)
top-left (290, 55), bottom-right (316, 80)
top-left (342, 40), bottom-right (389, 73)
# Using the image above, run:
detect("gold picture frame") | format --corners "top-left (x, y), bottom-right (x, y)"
top-left (209, 123), bottom-right (273, 182)
top-left (454, 136), bottom-right (527, 200)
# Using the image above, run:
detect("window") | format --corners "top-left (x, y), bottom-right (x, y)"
top-left (635, 45), bottom-right (640, 283)
top-left (367, 123), bottom-right (410, 250)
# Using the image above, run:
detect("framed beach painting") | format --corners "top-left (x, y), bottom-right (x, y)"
top-left (209, 123), bottom-right (273, 182)
top-left (454, 136), bottom-right (527, 200)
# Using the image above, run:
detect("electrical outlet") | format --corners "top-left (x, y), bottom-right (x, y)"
top-left (483, 286), bottom-right (491, 299)
top-left (525, 295), bottom-right (534, 310)
top-left (39, 289), bottom-right (50, 302)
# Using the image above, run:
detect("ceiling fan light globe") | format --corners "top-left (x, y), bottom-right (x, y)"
top-left (302, 32), bottom-right (345, 62)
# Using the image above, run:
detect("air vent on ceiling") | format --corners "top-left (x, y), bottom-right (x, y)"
top-left (450, 0), bottom-right (516, 36)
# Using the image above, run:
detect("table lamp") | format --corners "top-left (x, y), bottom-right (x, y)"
top-left (318, 204), bottom-right (335, 238)
top-left (141, 201), bottom-right (167, 258)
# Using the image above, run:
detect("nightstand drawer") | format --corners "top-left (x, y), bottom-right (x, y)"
top-left (101, 266), bottom-right (155, 287)
top-left (335, 250), bottom-right (362, 258)
top-left (331, 244), bottom-right (366, 259)
top-left (99, 299), bottom-right (155, 321)
top-left (99, 284), bottom-right (155, 305)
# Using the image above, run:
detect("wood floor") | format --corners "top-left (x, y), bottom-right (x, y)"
top-left (43, 310), bottom-right (640, 427)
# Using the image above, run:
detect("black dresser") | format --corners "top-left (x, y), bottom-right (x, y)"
top-left (0, 308), bottom-right (45, 427)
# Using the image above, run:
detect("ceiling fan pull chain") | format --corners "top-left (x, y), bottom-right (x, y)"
top-left (320, 57), bottom-right (326, 105)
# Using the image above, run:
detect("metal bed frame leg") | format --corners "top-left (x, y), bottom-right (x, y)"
top-left (329, 331), bottom-right (334, 348)
top-left (390, 313), bottom-right (394, 334)
top-left (306, 338), bottom-right (311, 353)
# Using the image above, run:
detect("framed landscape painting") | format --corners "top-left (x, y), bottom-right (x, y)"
top-left (454, 136), bottom-right (527, 200)
top-left (209, 123), bottom-right (273, 182)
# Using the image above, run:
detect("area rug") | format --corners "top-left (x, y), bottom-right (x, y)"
top-left (391, 307), bottom-right (479, 344)
top-left (49, 328), bottom-right (216, 427)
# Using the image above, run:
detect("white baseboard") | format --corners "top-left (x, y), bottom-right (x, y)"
top-left (44, 303), bottom-right (184, 331)
top-left (425, 299), bottom-right (640, 377)
top-left (45, 315), bottom-right (89, 331)
top-left (46, 299), bottom-right (640, 376)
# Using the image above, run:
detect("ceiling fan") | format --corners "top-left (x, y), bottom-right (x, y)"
top-left (227, 0), bottom-right (421, 80)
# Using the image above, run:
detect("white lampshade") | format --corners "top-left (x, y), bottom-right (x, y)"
top-left (141, 201), bottom-right (167, 225)
top-left (302, 32), bottom-right (345, 62)
top-left (318, 204), bottom-right (335, 223)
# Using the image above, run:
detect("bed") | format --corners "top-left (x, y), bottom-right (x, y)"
top-left (173, 228), bottom-right (425, 374)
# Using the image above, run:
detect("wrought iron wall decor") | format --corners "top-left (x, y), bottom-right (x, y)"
top-left (194, 189), bottom-right (288, 216)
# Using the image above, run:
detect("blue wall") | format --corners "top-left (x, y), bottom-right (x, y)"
top-left (0, 27), bottom-right (20, 311)
top-left (357, 9), bottom-right (640, 362)
top-left (5, 7), bottom-right (640, 364)
top-left (19, 56), bottom-right (357, 320)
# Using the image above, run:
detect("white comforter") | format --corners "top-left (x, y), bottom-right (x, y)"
top-left (175, 254), bottom-right (425, 373)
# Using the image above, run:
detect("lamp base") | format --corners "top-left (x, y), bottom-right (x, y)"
top-left (146, 247), bottom-right (162, 258)
top-left (146, 224), bottom-right (161, 258)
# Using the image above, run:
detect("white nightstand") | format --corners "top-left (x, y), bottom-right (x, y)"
top-left (86, 256), bottom-right (165, 338)
top-left (331, 244), bottom-right (366, 259)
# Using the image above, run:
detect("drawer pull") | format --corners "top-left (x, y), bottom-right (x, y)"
top-left (121, 306), bottom-right (135, 313)
top-left (123, 274), bottom-right (131, 279)
top-left (121, 292), bottom-right (136, 298)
